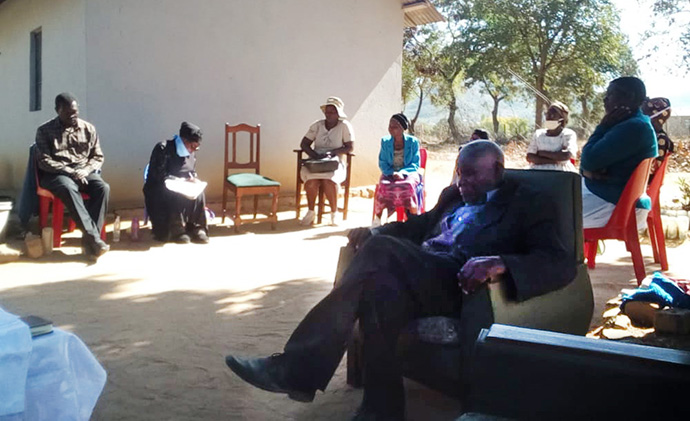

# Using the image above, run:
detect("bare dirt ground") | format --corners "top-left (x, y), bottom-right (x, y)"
top-left (0, 143), bottom-right (688, 420)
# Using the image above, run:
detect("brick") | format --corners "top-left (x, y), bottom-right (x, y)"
top-left (622, 301), bottom-right (660, 328)
top-left (24, 235), bottom-right (43, 259)
top-left (654, 308), bottom-right (690, 335)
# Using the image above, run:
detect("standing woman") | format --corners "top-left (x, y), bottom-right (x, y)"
top-left (526, 101), bottom-right (578, 172)
top-left (299, 97), bottom-right (355, 226)
top-left (372, 113), bottom-right (422, 226)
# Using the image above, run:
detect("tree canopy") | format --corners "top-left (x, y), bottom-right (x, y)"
top-left (405, 0), bottom-right (638, 140)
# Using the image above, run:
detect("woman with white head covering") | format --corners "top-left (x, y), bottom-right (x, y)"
top-left (299, 96), bottom-right (355, 226)
top-left (526, 101), bottom-right (578, 172)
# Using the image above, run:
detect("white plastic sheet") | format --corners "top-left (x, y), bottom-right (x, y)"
top-left (0, 309), bottom-right (31, 418)
top-left (0, 308), bottom-right (106, 420)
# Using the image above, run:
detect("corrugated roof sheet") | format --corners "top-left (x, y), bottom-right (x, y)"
top-left (402, 0), bottom-right (445, 27)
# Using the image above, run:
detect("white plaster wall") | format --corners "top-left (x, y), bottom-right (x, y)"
top-left (0, 0), bottom-right (87, 195)
top-left (83, 0), bottom-right (403, 206)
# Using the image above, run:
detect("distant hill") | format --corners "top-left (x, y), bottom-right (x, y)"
top-left (404, 84), bottom-right (535, 127)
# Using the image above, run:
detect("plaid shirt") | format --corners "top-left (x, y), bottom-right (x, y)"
top-left (35, 117), bottom-right (104, 176)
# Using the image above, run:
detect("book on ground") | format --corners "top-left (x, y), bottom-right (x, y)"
top-left (20, 315), bottom-right (53, 337)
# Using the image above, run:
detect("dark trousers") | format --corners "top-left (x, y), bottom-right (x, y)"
top-left (143, 183), bottom-right (207, 240)
top-left (283, 235), bottom-right (463, 418)
top-left (39, 172), bottom-right (109, 242)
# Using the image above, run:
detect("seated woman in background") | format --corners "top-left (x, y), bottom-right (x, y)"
top-left (641, 97), bottom-right (674, 176)
top-left (451, 128), bottom-right (490, 185)
top-left (372, 113), bottom-right (422, 226)
top-left (526, 101), bottom-right (578, 172)
top-left (299, 96), bottom-right (355, 226)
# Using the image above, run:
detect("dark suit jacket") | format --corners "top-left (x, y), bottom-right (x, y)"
top-left (375, 179), bottom-right (576, 302)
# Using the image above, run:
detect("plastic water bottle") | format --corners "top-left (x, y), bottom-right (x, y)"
top-left (130, 217), bottom-right (139, 241)
top-left (113, 214), bottom-right (121, 242)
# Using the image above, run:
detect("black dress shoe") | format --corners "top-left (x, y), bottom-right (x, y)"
top-left (82, 236), bottom-right (109, 259)
top-left (174, 233), bottom-right (191, 244)
top-left (225, 353), bottom-right (315, 402)
top-left (191, 228), bottom-right (209, 244)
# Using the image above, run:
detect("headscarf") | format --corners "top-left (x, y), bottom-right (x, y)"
top-left (642, 97), bottom-right (674, 161)
top-left (391, 113), bottom-right (409, 130)
top-left (642, 97), bottom-right (672, 127)
top-left (179, 121), bottom-right (203, 141)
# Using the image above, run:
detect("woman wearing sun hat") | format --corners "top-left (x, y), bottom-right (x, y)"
top-left (299, 96), bottom-right (355, 226)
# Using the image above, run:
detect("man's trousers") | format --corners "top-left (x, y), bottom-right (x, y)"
top-left (282, 235), bottom-right (464, 417)
top-left (40, 172), bottom-right (109, 243)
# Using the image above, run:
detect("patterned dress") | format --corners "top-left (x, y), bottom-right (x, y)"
top-left (374, 136), bottom-right (423, 216)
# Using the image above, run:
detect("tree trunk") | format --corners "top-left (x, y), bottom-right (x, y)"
top-left (410, 85), bottom-right (424, 135)
top-left (492, 97), bottom-right (501, 135)
top-left (534, 75), bottom-right (546, 128)
top-left (580, 96), bottom-right (590, 124)
top-left (448, 91), bottom-right (459, 143)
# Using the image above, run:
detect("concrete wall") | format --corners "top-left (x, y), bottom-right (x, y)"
top-left (1, 0), bottom-right (403, 207)
top-left (0, 0), bottom-right (87, 194)
top-left (83, 0), bottom-right (402, 206)
top-left (666, 115), bottom-right (690, 139)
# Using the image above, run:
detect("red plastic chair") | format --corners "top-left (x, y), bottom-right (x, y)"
top-left (583, 157), bottom-right (654, 285)
top-left (35, 160), bottom-right (106, 248)
top-left (646, 154), bottom-right (671, 271)
top-left (373, 147), bottom-right (427, 222)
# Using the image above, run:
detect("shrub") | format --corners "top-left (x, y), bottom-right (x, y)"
top-left (480, 116), bottom-right (531, 144)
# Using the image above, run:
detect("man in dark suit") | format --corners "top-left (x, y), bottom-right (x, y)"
top-left (226, 140), bottom-right (576, 420)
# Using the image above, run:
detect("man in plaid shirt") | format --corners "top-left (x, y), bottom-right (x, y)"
top-left (35, 92), bottom-right (110, 259)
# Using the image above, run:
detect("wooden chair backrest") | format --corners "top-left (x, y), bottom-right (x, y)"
top-left (224, 123), bottom-right (261, 176)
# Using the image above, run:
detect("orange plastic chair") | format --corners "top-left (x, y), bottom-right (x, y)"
top-left (583, 157), bottom-right (654, 285)
top-left (646, 154), bottom-right (671, 271)
top-left (373, 147), bottom-right (427, 222)
top-left (35, 160), bottom-right (106, 248)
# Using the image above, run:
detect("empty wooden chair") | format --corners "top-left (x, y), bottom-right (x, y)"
top-left (222, 123), bottom-right (280, 232)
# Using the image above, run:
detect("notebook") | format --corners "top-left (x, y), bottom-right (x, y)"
top-left (20, 315), bottom-right (53, 337)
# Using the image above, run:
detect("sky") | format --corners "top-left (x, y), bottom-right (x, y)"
top-left (613, 0), bottom-right (690, 114)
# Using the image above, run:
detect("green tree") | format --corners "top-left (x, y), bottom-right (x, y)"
top-left (474, 0), bottom-right (634, 127)
top-left (402, 28), bottom-right (440, 135)
top-left (406, 1), bottom-right (478, 143)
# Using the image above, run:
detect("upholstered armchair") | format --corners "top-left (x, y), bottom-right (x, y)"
top-left (335, 169), bottom-right (594, 397)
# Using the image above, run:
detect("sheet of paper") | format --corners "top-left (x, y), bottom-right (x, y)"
top-left (164, 177), bottom-right (207, 200)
